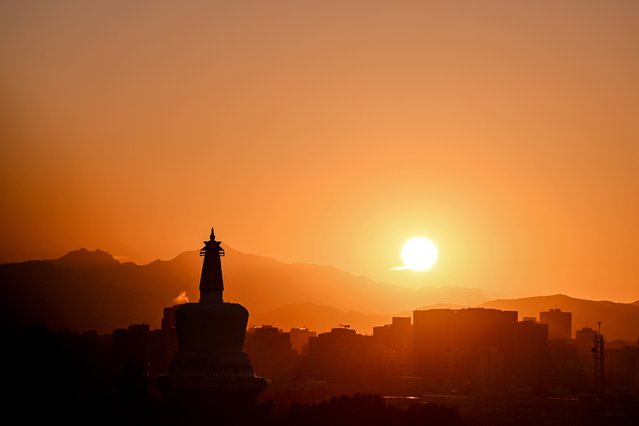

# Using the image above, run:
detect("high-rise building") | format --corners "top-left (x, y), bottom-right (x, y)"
top-left (505, 320), bottom-right (548, 385)
top-left (412, 308), bottom-right (517, 383)
top-left (575, 327), bottom-right (597, 355)
top-left (244, 325), bottom-right (298, 379)
top-left (307, 327), bottom-right (378, 391)
top-left (540, 308), bottom-right (572, 340)
top-left (373, 316), bottom-right (412, 362)
top-left (113, 323), bottom-right (151, 373)
top-left (289, 327), bottom-right (316, 355)
top-left (158, 229), bottom-right (266, 423)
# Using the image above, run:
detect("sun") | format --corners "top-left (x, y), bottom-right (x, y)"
top-left (401, 237), bottom-right (438, 271)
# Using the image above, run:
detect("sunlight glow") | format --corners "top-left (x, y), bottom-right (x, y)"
top-left (401, 237), bottom-right (438, 271)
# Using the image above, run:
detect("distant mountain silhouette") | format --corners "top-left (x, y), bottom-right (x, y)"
top-left (0, 258), bottom-right (165, 332)
top-left (480, 294), bottom-right (639, 341)
top-left (0, 246), bottom-right (485, 332)
top-left (251, 303), bottom-right (412, 334)
top-left (49, 248), bottom-right (121, 269)
top-left (3, 249), bottom-right (636, 339)
top-left (220, 247), bottom-right (486, 315)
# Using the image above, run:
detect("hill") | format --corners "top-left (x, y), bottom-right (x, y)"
top-left (0, 247), bottom-right (484, 332)
top-left (4, 248), bottom-right (636, 339)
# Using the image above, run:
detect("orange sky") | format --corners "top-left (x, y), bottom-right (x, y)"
top-left (1, 1), bottom-right (638, 301)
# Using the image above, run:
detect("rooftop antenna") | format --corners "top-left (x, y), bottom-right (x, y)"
top-left (593, 321), bottom-right (604, 398)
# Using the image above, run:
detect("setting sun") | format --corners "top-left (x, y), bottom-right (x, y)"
top-left (401, 237), bottom-right (439, 271)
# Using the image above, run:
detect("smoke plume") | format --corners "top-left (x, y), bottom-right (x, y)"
top-left (173, 291), bottom-right (189, 304)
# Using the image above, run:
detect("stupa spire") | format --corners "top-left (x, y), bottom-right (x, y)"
top-left (199, 227), bottom-right (225, 303)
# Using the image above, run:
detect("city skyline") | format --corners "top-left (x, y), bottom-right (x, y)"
top-left (2, 227), bottom-right (638, 424)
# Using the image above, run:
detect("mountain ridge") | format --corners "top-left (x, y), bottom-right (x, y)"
top-left (0, 246), bottom-right (485, 332)
top-left (1, 248), bottom-right (638, 339)
top-left (48, 248), bottom-right (121, 269)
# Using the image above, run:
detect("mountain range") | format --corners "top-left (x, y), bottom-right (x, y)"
top-left (1, 247), bottom-right (638, 340)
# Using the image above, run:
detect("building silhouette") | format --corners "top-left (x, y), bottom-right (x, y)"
top-left (575, 327), bottom-right (597, 355)
top-left (307, 327), bottom-right (378, 392)
top-left (289, 327), bottom-right (316, 355)
top-left (158, 229), bottom-right (266, 423)
top-left (373, 317), bottom-right (412, 357)
top-left (113, 323), bottom-right (167, 383)
top-left (113, 324), bottom-right (152, 374)
top-left (412, 308), bottom-right (517, 387)
top-left (607, 343), bottom-right (639, 396)
top-left (244, 325), bottom-right (298, 379)
top-left (160, 306), bottom-right (178, 368)
top-left (540, 308), bottom-right (572, 340)
top-left (505, 319), bottom-right (548, 386)
top-left (373, 317), bottom-right (413, 384)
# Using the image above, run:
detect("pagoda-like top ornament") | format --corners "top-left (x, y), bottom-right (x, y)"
top-left (199, 227), bottom-right (225, 303)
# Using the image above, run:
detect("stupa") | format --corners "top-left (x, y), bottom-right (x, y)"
top-left (158, 228), bottom-right (266, 422)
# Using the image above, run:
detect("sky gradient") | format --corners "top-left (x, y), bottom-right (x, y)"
top-left (1, 1), bottom-right (638, 301)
